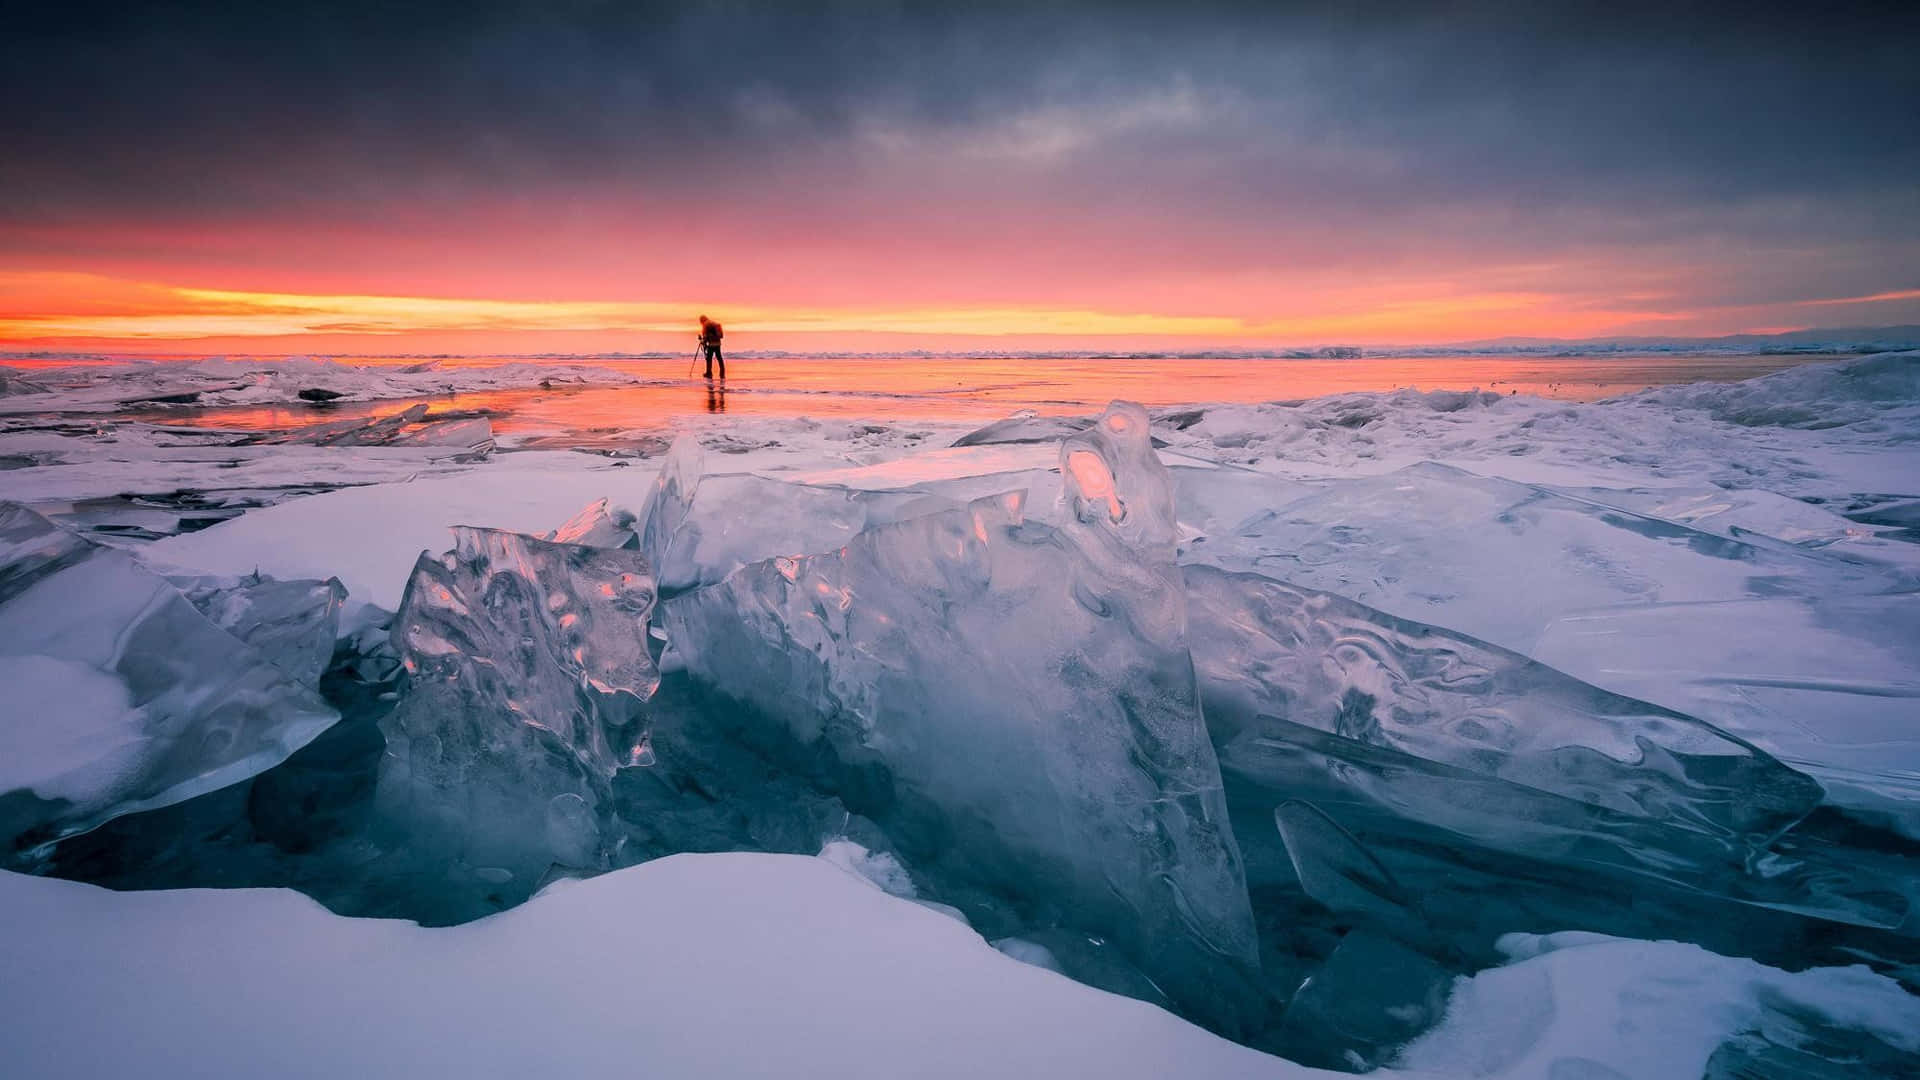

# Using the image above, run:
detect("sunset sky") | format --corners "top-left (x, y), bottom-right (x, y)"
top-left (4, 2), bottom-right (1917, 355)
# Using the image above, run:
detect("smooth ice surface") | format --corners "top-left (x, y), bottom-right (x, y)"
top-left (1176, 460), bottom-right (1904, 656)
top-left (374, 524), bottom-right (658, 904)
top-left (662, 402), bottom-right (1263, 1037)
top-left (228, 404), bottom-right (494, 454)
top-left (1531, 595), bottom-right (1920, 826)
top-left (0, 505), bottom-right (338, 852)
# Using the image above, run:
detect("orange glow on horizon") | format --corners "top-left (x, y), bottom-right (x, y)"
top-left (0, 269), bottom-right (1720, 353)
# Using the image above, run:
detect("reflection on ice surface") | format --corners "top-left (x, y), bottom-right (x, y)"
top-left (3, 352), bottom-right (1918, 1074)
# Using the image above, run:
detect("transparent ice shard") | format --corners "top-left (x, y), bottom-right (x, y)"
top-left (374, 524), bottom-right (659, 907)
top-left (0, 501), bottom-right (96, 602)
top-left (1185, 563), bottom-right (1823, 840)
top-left (172, 573), bottom-right (346, 687)
top-left (1272, 800), bottom-right (1431, 944)
top-left (544, 497), bottom-right (638, 550)
top-left (661, 402), bottom-right (1263, 1037)
top-left (951, 410), bottom-right (1093, 446)
top-left (277, 403), bottom-right (430, 446)
top-left (0, 504), bottom-right (338, 857)
top-left (638, 433), bottom-right (968, 594)
top-left (390, 416), bottom-right (494, 453)
top-left (1187, 564), bottom-right (1920, 939)
top-left (638, 434), bottom-right (703, 575)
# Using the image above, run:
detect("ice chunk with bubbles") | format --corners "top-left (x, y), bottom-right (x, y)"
top-left (661, 402), bottom-right (1263, 1038)
top-left (817, 838), bottom-right (917, 898)
top-left (0, 504), bottom-right (339, 857)
top-left (373, 524), bottom-right (659, 910)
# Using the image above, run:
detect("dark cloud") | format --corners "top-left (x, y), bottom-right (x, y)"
top-left (3, 1), bottom-right (1916, 298)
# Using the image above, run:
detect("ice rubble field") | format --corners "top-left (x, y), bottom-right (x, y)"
top-left (2, 352), bottom-right (1919, 1078)
top-left (0, 354), bottom-right (654, 415)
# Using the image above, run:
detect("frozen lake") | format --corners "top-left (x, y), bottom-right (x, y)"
top-left (65, 351), bottom-right (1832, 442)
top-left (3, 348), bottom-right (1917, 1076)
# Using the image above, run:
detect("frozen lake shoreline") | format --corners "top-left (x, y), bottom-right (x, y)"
top-left (3, 351), bottom-right (1918, 1076)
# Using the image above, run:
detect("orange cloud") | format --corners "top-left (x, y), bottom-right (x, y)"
top-left (0, 269), bottom-right (1729, 353)
top-left (1800, 288), bottom-right (1920, 307)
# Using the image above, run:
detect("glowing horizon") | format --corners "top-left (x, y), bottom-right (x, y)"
top-left (5, 270), bottom-right (1916, 357)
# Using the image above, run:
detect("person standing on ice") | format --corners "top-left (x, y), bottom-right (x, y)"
top-left (697, 315), bottom-right (725, 380)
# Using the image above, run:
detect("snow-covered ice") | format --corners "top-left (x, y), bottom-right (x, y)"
top-left (2, 351), bottom-right (1918, 1075)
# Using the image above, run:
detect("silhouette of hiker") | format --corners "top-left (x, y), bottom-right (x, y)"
top-left (698, 315), bottom-right (725, 380)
